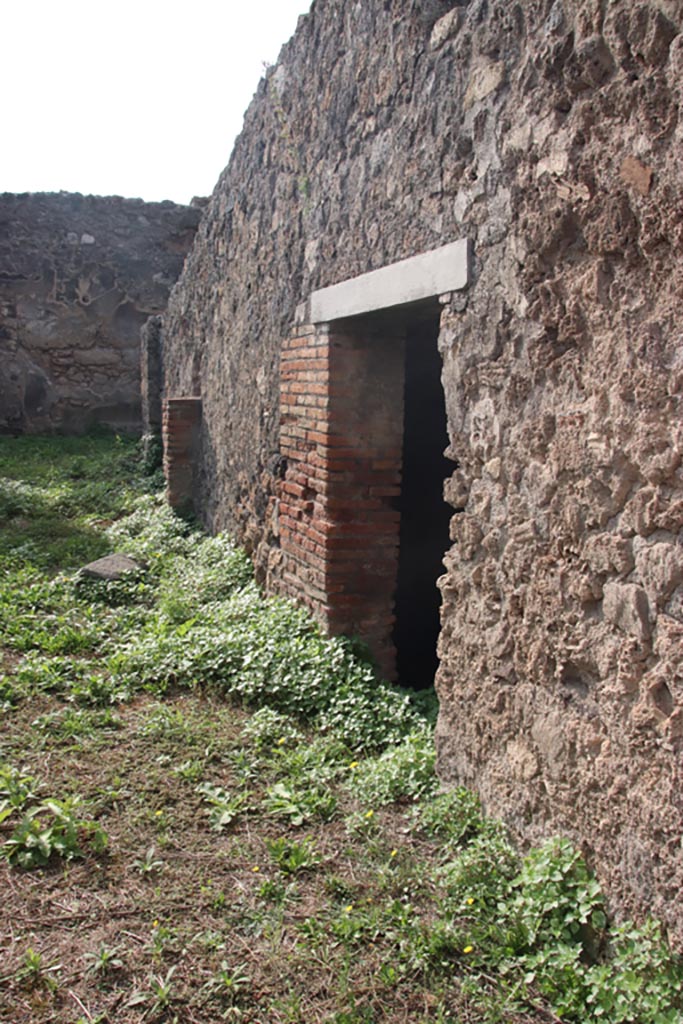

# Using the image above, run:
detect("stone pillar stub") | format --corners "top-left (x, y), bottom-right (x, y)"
top-left (140, 315), bottom-right (163, 435)
top-left (163, 397), bottom-right (202, 514)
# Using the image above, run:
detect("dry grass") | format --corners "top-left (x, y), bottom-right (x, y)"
top-left (0, 689), bottom-right (544, 1024)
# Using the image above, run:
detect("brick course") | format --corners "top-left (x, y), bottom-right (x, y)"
top-left (275, 322), bottom-right (405, 679)
top-left (163, 397), bottom-right (202, 512)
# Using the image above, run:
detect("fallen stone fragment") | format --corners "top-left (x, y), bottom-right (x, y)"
top-left (79, 553), bottom-right (141, 581)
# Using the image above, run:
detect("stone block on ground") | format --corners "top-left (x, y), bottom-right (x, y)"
top-left (80, 553), bottom-right (140, 581)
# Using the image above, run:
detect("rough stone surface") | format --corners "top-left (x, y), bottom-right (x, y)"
top-left (0, 192), bottom-right (201, 433)
top-left (161, 0), bottom-right (683, 941)
top-left (80, 553), bottom-right (140, 581)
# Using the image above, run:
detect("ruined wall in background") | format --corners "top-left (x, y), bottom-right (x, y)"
top-left (0, 192), bottom-right (201, 433)
top-left (161, 0), bottom-right (683, 939)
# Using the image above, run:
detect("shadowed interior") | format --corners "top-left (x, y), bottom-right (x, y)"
top-left (393, 312), bottom-right (451, 690)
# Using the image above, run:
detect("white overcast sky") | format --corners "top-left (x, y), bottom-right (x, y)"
top-left (1, 0), bottom-right (312, 205)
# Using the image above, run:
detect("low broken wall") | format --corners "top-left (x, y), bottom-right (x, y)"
top-left (0, 192), bottom-right (201, 433)
top-left (160, 0), bottom-right (683, 940)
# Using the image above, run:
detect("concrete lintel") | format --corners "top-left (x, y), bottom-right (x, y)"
top-left (306, 238), bottom-right (470, 324)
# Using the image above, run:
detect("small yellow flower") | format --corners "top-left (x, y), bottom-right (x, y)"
top-left (277, 737), bottom-right (286, 745)
top-left (349, 761), bottom-right (359, 769)
top-left (252, 865), bottom-right (260, 872)
top-left (390, 849), bottom-right (398, 858)
top-left (155, 810), bottom-right (163, 817)
top-left (365, 810), bottom-right (374, 819)
top-left (152, 919), bottom-right (159, 928)
top-left (344, 904), bottom-right (353, 913)
top-left (466, 897), bottom-right (474, 905)
top-left (463, 945), bottom-right (474, 954)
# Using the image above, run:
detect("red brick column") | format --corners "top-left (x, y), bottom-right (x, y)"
top-left (278, 325), bottom-right (331, 606)
top-left (276, 322), bottom-right (405, 680)
top-left (163, 397), bottom-right (202, 513)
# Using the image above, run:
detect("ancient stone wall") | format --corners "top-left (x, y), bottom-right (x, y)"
top-left (161, 0), bottom-right (683, 939)
top-left (0, 192), bottom-right (201, 433)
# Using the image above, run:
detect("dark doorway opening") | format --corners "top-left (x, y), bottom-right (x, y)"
top-left (393, 311), bottom-right (451, 690)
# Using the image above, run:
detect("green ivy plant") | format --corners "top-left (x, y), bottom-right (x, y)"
top-left (3, 797), bottom-right (107, 868)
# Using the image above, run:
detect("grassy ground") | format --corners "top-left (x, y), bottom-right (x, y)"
top-left (0, 435), bottom-right (681, 1024)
